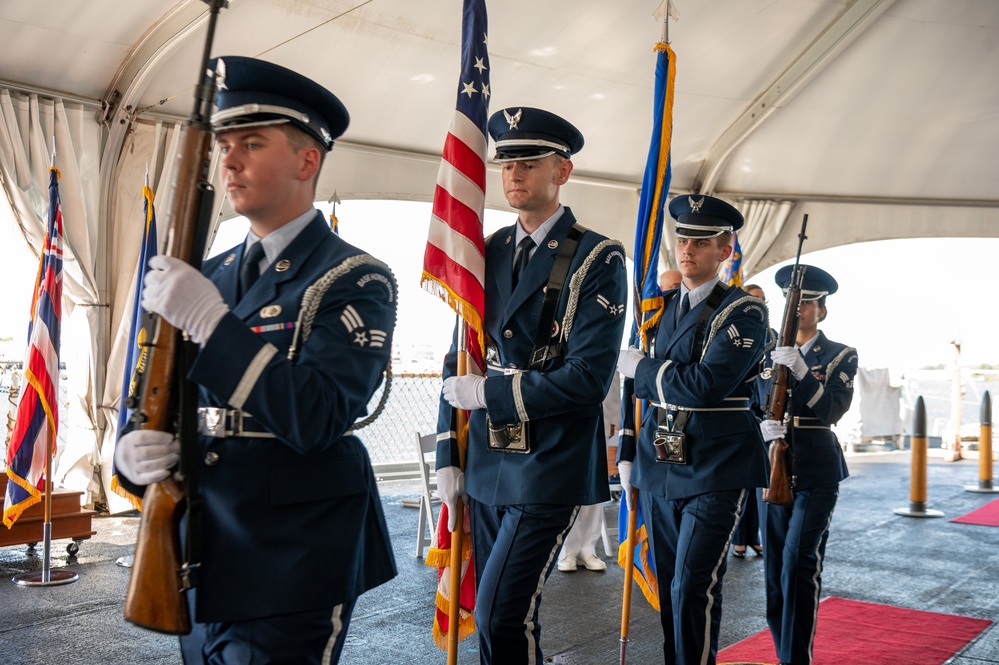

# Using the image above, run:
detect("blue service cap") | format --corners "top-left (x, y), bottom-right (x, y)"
top-left (668, 195), bottom-right (744, 238)
top-left (488, 107), bottom-right (584, 162)
top-left (775, 264), bottom-right (838, 300)
top-left (208, 56), bottom-right (348, 151)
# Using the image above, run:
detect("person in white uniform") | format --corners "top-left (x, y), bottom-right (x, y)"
top-left (557, 373), bottom-right (621, 572)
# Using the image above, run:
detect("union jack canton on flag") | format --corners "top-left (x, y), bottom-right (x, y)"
top-left (4, 166), bottom-right (65, 528)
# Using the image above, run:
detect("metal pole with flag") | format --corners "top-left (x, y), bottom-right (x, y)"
top-left (4, 155), bottom-right (78, 586)
top-left (111, 175), bottom-right (159, 513)
top-left (619, 11), bottom-right (677, 661)
top-left (420, 0), bottom-right (490, 660)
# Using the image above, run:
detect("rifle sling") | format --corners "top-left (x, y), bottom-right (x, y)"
top-left (177, 337), bottom-right (203, 588)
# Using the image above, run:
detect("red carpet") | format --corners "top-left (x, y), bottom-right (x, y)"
top-left (952, 498), bottom-right (999, 526)
top-left (718, 596), bottom-right (991, 665)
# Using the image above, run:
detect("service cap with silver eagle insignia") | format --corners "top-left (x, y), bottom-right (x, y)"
top-left (775, 264), bottom-right (838, 301)
top-left (208, 56), bottom-right (348, 151)
top-left (668, 194), bottom-right (744, 238)
top-left (487, 107), bottom-right (584, 162)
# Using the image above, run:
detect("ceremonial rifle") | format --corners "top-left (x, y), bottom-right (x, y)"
top-left (762, 214), bottom-right (808, 507)
top-left (123, 0), bottom-right (227, 634)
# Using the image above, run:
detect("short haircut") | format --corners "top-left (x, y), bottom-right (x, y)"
top-left (277, 123), bottom-right (326, 188)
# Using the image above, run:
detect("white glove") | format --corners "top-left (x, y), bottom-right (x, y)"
top-left (142, 255), bottom-right (230, 346)
top-left (436, 466), bottom-right (467, 531)
top-left (771, 346), bottom-right (809, 380)
top-left (114, 429), bottom-right (180, 486)
top-left (442, 375), bottom-right (487, 410)
top-left (760, 419), bottom-right (787, 442)
top-left (618, 460), bottom-right (634, 511)
top-left (617, 347), bottom-right (645, 379)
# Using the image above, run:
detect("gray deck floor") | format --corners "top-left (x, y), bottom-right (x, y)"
top-left (1, 450), bottom-right (997, 664)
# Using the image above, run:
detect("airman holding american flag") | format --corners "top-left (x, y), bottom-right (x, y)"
top-left (435, 106), bottom-right (628, 664)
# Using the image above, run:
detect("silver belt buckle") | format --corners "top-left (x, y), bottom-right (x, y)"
top-left (199, 407), bottom-right (242, 438)
top-left (199, 407), bottom-right (224, 437)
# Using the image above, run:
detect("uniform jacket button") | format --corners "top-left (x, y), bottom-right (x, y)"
top-left (204, 451), bottom-right (220, 466)
top-left (503, 329), bottom-right (513, 339)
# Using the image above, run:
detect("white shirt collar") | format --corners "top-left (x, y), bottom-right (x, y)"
top-left (798, 331), bottom-right (820, 355)
top-left (244, 208), bottom-right (317, 268)
top-left (514, 205), bottom-right (564, 252)
top-left (679, 276), bottom-right (721, 310)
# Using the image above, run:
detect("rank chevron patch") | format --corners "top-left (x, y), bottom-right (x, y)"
top-left (341, 305), bottom-right (387, 348)
top-left (726, 324), bottom-right (754, 349)
top-left (596, 294), bottom-right (625, 317)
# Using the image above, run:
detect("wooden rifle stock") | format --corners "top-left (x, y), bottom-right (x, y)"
top-left (763, 349), bottom-right (795, 507)
top-left (124, 0), bottom-right (226, 634)
top-left (762, 215), bottom-right (808, 507)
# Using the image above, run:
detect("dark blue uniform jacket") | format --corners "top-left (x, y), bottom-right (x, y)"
top-left (620, 286), bottom-right (769, 501)
top-left (123, 212), bottom-right (397, 623)
top-left (436, 208), bottom-right (628, 507)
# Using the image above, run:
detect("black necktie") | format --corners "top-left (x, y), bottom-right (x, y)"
top-left (238, 242), bottom-right (266, 299)
top-left (512, 236), bottom-right (535, 288)
top-left (676, 293), bottom-right (690, 323)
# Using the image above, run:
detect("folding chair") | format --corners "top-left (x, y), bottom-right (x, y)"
top-left (599, 505), bottom-right (613, 556)
top-left (415, 431), bottom-right (439, 558)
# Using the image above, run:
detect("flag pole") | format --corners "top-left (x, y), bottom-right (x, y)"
top-left (619, 372), bottom-right (645, 663)
top-left (620, 4), bottom-right (677, 657)
top-left (13, 145), bottom-right (78, 587)
top-left (447, 320), bottom-right (470, 664)
top-left (619, 478), bottom-right (639, 663)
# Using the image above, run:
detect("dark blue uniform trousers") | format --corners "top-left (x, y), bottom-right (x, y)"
top-left (180, 597), bottom-right (356, 665)
top-left (470, 498), bottom-right (577, 665)
top-left (643, 488), bottom-right (746, 665)
top-left (759, 484), bottom-right (839, 665)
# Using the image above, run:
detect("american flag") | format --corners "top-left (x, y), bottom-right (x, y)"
top-left (420, 0), bottom-right (489, 372)
top-left (420, 0), bottom-right (489, 649)
top-left (111, 182), bottom-right (159, 511)
top-left (4, 166), bottom-right (64, 528)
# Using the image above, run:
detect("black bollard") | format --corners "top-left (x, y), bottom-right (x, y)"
top-left (894, 396), bottom-right (944, 517)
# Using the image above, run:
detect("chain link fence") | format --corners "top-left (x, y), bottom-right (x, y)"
top-left (1, 359), bottom-right (439, 483)
top-left (355, 371), bottom-right (442, 479)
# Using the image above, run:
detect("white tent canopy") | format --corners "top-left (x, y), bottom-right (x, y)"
top-left (1, 0), bottom-right (997, 508)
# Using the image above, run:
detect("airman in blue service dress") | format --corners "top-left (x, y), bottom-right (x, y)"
top-left (616, 195), bottom-right (769, 665)
top-left (117, 57), bottom-right (397, 665)
top-left (435, 107), bottom-right (628, 664)
top-left (757, 265), bottom-right (856, 665)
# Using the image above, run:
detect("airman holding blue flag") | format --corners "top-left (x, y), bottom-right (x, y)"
top-left (617, 194), bottom-right (769, 665)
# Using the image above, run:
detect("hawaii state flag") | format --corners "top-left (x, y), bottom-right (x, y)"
top-left (111, 182), bottom-right (159, 510)
top-left (420, 0), bottom-right (489, 373)
top-left (4, 166), bottom-right (65, 528)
